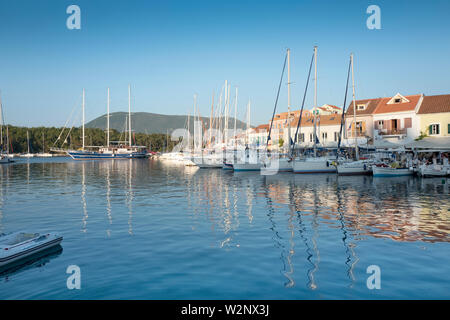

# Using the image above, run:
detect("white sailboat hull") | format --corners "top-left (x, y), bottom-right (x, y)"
top-left (261, 158), bottom-right (293, 174)
top-left (292, 158), bottom-right (336, 174)
top-left (233, 162), bottom-right (262, 171)
top-left (192, 156), bottom-right (223, 168)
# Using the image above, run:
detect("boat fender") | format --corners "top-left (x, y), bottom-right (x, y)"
top-left (363, 164), bottom-right (367, 170)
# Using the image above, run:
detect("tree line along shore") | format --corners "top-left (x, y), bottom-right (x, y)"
top-left (1, 126), bottom-right (177, 154)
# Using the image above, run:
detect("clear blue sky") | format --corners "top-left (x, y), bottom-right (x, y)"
top-left (0, 0), bottom-right (449, 127)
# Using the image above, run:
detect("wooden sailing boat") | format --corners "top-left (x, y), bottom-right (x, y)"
top-left (67, 86), bottom-right (147, 160)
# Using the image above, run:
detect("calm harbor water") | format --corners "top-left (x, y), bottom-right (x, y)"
top-left (0, 157), bottom-right (449, 299)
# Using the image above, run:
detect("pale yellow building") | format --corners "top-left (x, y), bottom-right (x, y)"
top-left (417, 94), bottom-right (450, 137)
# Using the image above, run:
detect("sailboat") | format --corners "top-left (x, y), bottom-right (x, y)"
top-left (67, 86), bottom-right (147, 160)
top-left (0, 93), bottom-right (13, 163)
top-left (232, 99), bottom-right (263, 171)
top-left (21, 131), bottom-right (35, 158)
top-left (262, 48), bottom-right (294, 173)
top-left (336, 54), bottom-right (371, 175)
top-left (38, 132), bottom-right (53, 157)
top-left (292, 46), bottom-right (336, 174)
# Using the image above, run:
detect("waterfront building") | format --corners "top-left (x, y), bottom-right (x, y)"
top-left (286, 114), bottom-right (342, 148)
top-left (416, 94), bottom-right (450, 137)
top-left (249, 124), bottom-right (269, 147)
top-left (311, 104), bottom-right (341, 115)
top-left (251, 92), bottom-right (450, 149)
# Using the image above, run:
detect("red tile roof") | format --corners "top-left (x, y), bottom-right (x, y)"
top-left (417, 94), bottom-right (450, 114)
top-left (289, 114), bottom-right (342, 127)
top-left (373, 94), bottom-right (422, 114)
top-left (255, 124), bottom-right (269, 132)
top-left (345, 98), bottom-right (382, 116)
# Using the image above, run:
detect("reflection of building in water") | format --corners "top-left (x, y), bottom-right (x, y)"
top-left (339, 178), bottom-right (450, 243)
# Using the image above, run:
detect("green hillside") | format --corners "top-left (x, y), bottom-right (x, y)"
top-left (85, 112), bottom-right (250, 134)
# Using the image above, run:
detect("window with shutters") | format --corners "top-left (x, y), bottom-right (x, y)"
top-left (429, 124), bottom-right (440, 135)
top-left (309, 133), bottom-right (313, 142)
top-left (334, 132), bottom-right (339, 141)
top-left (404, 118), bottom-right (412, 128)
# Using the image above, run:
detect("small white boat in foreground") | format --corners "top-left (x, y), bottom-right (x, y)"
top-left (0, 232), bottom-right (63, 267)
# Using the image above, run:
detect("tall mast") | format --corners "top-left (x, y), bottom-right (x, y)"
top-left (224, 80), bottom-right (228, 146)
top-left (6, 125), bottom-right (9, 154)
top-left (107, 87), bottom-right (110, 147)
top-left (27, 130), bottom-right (30, 154)
top-left (193, 94), bottom-right (198, 152)
top-left (0, 92), bottom-right (3, 148)
top-left (82, 88), bottom-right (85, 150)
top-left (287, 48), bottom-right (291, 154)
top-left (351, 53), bottom-right (359, 160)
top-left (234, 87), bottom-right (238, 149)
top-left (187, 105), bottom-right (190, 152)
top-left (209, 91), bottom-right (214, 147)
top-left (246, 100), bottom-right (251, 147)
top-left (313, 46), bottom-right (318, 157)
top-left (128, 84), bottom-right (132, 146)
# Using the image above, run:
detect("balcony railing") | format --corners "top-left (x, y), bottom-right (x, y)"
top-left (347, 131), bottom-right (367, 138)
top-left (378, 128), bottom-right (407, 136)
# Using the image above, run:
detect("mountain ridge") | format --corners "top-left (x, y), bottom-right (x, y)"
top-left (85, 111), bottom-right (251, 134)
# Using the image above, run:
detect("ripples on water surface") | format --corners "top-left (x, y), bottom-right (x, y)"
top-left (0, 158), bottom-right (449, 299)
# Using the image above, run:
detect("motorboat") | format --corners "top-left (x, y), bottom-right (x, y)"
top-left (372, 163), bottom-right (413, 177)
top-left (418, 164), bottom-right (449, 177)
top-left (0, 232), bottom-right (63, 267)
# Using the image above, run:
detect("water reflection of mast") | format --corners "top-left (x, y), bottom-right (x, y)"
top-left (0, 165), bottom-right (4, 232)
top-left (288, 181), bottom-right (316, 290)
top-left (106, 161), bottom-right (112, 237)
top-left (335, 181), bottom-right (359, 286)
top-left (127, 160), bottom-right (133, 235)
top-left (263, 177), bottom-right (294, 288)
top-left (223, 178), bottom-right (232, 235)
top-left (81, 162), bottom-right (88, 233)
top-left (245, 179), bottom-right (254, 223)
top-left (309, 186), bottom-right (321, 290)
